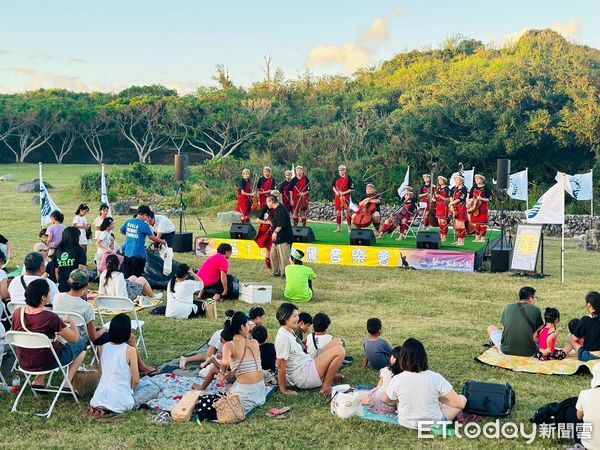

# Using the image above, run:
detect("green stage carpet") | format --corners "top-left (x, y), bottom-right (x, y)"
top-left (207, 222), bottom-right (500, 252)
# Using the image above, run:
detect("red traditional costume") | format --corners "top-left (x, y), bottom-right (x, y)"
top-left (469, 185), bottom-right (492, 239)
top-left (290, 175), bottom-right (310, 227)
top-left (236, 178), bottom-right (252, 223)
top-left (332, 174), bottom-right (354, 227)
top-left (257, 176), bottom-right (276, 208)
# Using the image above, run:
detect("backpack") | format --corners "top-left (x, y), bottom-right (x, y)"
top-left (531, 397), bottom-right (578, 426)
top-left (462, 381), bottom-right (515, 417)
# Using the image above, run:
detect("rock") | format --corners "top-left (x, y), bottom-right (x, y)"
top-left (31, 195), bottom-right (40, 205)
top-left (217, 211), bottom-right (242, 226)
top-left (0, 174), bottom-right (14, 182)
top-left (15, 178), bottom-right (53, 193)
top-left (580, 229), bottom-right (600, 251)
top-left (112, 200), bottom-right (138, 215)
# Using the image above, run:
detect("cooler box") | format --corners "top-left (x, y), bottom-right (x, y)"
top-left (239, 283), bottom-right (272, 304)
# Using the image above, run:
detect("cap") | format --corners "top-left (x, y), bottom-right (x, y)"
top-left (296, 165), bottom-right (304, 171)
top-left (592, 363), bottom-right (600, 388)
top-left (454, 174), bottom-right (465, 181)
top-left (68, 269), bottom-right (89, 287)
top-left (33, 242), bottom-right (49, 252)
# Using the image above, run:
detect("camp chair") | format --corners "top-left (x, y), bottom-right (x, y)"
top-left (5, 331), bottom-right (79, 418)
top-left (53, 310), bottom-right (99, 364)
top-left (95, 296), bottom-right (147, 358)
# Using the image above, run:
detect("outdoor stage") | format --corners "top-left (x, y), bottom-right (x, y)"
top-left (195, 222), bottom-right (501, 273)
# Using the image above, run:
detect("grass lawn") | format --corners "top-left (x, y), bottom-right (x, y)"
top-left (0, 163), bottom-right (597, 449)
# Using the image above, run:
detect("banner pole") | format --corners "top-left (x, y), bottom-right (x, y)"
top-left (591, 169), bottom-right (594, 227)
top-left (525, 168), bottom-right (529, 212)
top-left (39, 162), bottom-right (43, 227)
top-left (561, 224), bottom-right (565, 285)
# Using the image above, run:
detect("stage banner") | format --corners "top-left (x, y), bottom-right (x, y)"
top-left (196, 238), bottom-right (475, 272)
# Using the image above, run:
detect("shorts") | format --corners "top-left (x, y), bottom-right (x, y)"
top-left (368, 388), bottom-right (396, 415)
top-left (578, 348), bottom-right (600, 362)
top-left (296, 361), bottom-right (322, 390)
top-left (229, 380), bottom-right (267, 413)
top-left (125, 280), bottom-right (143, 301)
top-left (56, 337), bottom-right (88, 367)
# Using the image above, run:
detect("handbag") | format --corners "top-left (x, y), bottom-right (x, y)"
top-left (194, 394), bottom-right (220, 421)
top-left (98, 252), bottom-right (124, 273)
top-left (72, 366), bottom-right (100, 397)
top-left (330, 387), bottom-right (362, 419)
top-left (214, 394), bottom-right (246, 424)
top-left (205, 300), bottom-right (217, 320)
top-left (172, 390), bottom-right (202, 422)
top-left (462, 381), bottom-right (515, 417)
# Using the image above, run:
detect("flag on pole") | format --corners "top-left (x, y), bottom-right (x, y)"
top-left (39, 163), bottom-right (60, 227)
top-left (449, 168), bottom-right (475, 190)
top-left (349, 201), bottom-right (359, 213)
top-left (527, 178), bottom-right (565, 224)
top-left (507, 169), bottom-right (528, 201)
top-left (555, 171), bottom-right (593, 201)
top-left (397, 166), bottom-right (410, 197)
top-left (101, 164), bottom-right (112, 217)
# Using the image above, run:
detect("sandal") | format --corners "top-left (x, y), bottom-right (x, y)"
top-left (143, 368), bottom-right (162, 377)
top-left (266, 407), bottom-right (291, 419)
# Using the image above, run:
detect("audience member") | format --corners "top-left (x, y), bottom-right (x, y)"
top-left (165, 264), bottom-right (204, 319)
top-left (284, 249), bottom-right (316, 303)
top-left (53, 227), bottom-right (87, 293)
top-left (369, 345), bottom-right (402, 415)
top-left (98, 254), bottom-right (161, 301)
top-left (535, 307), bottom-right (567, 361)
top-left (146, 211), bottom-right (176, 248)
top-left (306, 313), bottom-right (342, 358)
top-left (0, 234), bottom-right (13, 261)
top-left (120, 205), bottom-right (165, 278)
top-left (92, 204), bottom-right (110, 240)
top-left (72, 203), bottom-right (91, 251)
top-left (252, 325), bottom-right (276, 372)
top-left (364, 318), bottom-right (393, 370)
top-left (197, 243), bottom-right (235, 301)
top-left (570, 292), bottom-right (600, 361)
top-left (46, 210), bottom-right (65, 255)
top-left (576, 363), bottom-right (600, 449)
top-left (8, 252), bottom-right (59, 304)
top-left (248, 306), bottom-right (266, 329)
top-left (95, 217), bottom-right (115, 268)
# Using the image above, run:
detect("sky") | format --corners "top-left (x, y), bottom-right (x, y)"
top-left (0, 0), bottom-right (598, 94)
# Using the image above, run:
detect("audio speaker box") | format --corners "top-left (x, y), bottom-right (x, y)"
top-left (175, 154), bottom-right (189, 182)
top-left (350, 229), bottom-right (376, 246)
top-left (173, 232), bottom-right (193, 253)
top-left (229, 223), bottom-right (256, 240)
top-left (491, 248), bottom-right (511, 273)
top-left (292, 227), bottom-right (316, 243)
top-left (496, 159), bottom-right (511, 191)
top-left (416, 231), bottom-right (441, 249)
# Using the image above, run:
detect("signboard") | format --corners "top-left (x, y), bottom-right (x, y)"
top-left (510, 224), bottom-right (543, 272)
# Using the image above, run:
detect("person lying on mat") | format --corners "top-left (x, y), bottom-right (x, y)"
top-left (283, 249), bottom-right (316, 303)
top-left (275, 302), bottom-right (345, 396)
top-left (381, 338), bottom-right (467, 429)
top-left (197, 243), bottom-right (235, 301)
top-left (486, 286), bottom-right (543, 357)
top-left (569, 292), bottom-right (600, 362)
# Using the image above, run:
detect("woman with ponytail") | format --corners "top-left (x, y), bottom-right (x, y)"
top-left (165, 263), bottom-right (204, 319)
top-left (98, 254), bottom-right (161, 301)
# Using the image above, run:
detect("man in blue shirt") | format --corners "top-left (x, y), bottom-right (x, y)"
top-left (120, 205), bottom-right (166, 277)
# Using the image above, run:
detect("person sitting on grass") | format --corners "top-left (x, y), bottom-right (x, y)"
top-left (248, 306), bottom-right (266, 329)
top-left (98, 254), bottom-right (162, 301)
top-left (283, 249), bottom-right (316, 303)
top-left (369, 345), bottom-right (402, 415)
top-left (364, 318), bottom-right (393, 370)
top-left (197, 243), bottom-right (235, 301)
top-left (179, 309), bottom-right (234, 370)
top-left (569, 292), bottom-right (600, 362)
top-left (305, 312), bottom-right (344, 359)
top-left (252, 325), bottom-right (276, 372)
top-left (192, 330), bottom-right (235, 391)
top-left (11, 279), bottom-right (88, 391)
top-left (486, 286), bottom-right (543, 357)
top-left (535, 307), bottom-right (567, 361)
top-left (165, 264), bottom-right (205, 319)
top-left (382, 338), bottom-right (467, 429)
top-left (275, 302), bottom-right (345, 396)
top-left (294, 312), bottom-right (313, 352)
top-left (89, 313), bottom-right (160, 417)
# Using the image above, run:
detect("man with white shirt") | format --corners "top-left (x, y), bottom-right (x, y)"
top-left (147, 211), bottom-right (176, 248)
top-left (7, 252), bottom-right (59, 304)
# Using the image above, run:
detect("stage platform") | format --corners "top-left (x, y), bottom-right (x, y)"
top-left (195, 223), bottom-right (500, 273)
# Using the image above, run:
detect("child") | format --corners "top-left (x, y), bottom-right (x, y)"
top-left (89, 313), bottom-right (159, 415)
top-left (73, 203), bottom-right (91, 251)
top-left (248, 306), bottom-right (266, 329)
top-left (368, 346), bottom-right (402, 415)
top-left (535, 307), bottom-right (567, 361)
top-left (294, 312), bottom-right (312, 352)
top-left (568, 318), bottom-right (584, 353)
top-left (364, 318), bottom-right (393, 370)
top-left (252, 325), bottom-right (276, 372)
top-left (570, 292), bottom-right (600, 362)
top-left (192, 327), bottom-right (234, 390)
top-left (95, 217), bottom-right (115, 268)
top-left (305, 313), bottom-right (334, 358)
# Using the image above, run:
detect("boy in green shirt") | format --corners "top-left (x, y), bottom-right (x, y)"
top-left (284, 249), bottom-right (316, 303)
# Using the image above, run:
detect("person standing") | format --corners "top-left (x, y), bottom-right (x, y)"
top-left (435, 176), bottom-right (451, 242)
top-left (146, 211), bottom-right (176, 248)
top-left (254, 190), bottom-right (279, 273)
top-left (332, 165), bottom-right (354, 233)
top-left (236, 169), bottom-right (253, 224)
top-left (277, 170), bottom-right (294, 214)
top-left (53, 227), bottom-right (87, 293)
top-left (418, 174), bottom-right (433, 229)
top-left (46, 210), bottom-right (66, 256)
top-left (93, 204), bottom-right (110, 240)
top-left (289, 166), bottom-right (310, 227)
top-left (268, 195), bottom-right (293, 277)
top-left (119, 205), bottom-right (166, 278)
top-left (256, 166), bottom-right (276, 209)
top-left (449, 175), bottom-right (468, 246)
top-left (72, 204), bottom-right (91, 252)
top-left (469, 174), bottom-right (492, 243)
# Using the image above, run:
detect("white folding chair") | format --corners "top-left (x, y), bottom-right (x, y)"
top-left (3, 302), bottom-right (23, 325)
top-left (0, 344), bottom-right (6, 386)
top-left (53, 310), bottom-right (99, 364)
top-left (5, 331), bottom-right (79, 418)
top-left (95, 296), bottom-right (147, 358)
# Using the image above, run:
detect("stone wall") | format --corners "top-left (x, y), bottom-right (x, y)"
top-left (306, 201), bottom-right (598, 238)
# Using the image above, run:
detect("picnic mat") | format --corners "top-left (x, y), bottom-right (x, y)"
top-left (87, 291), bottom-right (161, 314)
top-left (352, 385), bottom-right (398, 425)
top-left (476, 347), bottom-right (600, 375)
top-left (157, 341), bottom-right (211, 377)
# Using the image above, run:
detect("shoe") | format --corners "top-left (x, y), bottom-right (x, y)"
top-left (153, 292), bottom-right (163, 300)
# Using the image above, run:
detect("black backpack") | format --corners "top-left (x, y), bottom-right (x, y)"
top-left (462, 381), bottom-right (515, 417)
top-left (531, 397), bottom-right (578, 426)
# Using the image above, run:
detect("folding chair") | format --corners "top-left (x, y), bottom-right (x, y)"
top-left (390, 202), bottom-right (427, 240)
top-left (95, 296), bottom-right (147, 358)
top-left (5, 331), bottom-right (79, 418)
top-left (0, 344), bottom-right (6, 386)
top-left (3, 302), bottom-right (23, 326)
top-left (53, 311), bottom-right (99, 365)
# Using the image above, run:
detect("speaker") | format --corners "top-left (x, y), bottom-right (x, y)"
top-left (173, 232), bottom-right (193, 253)
top-left (292, 227), bottom-right (316, 243)
top-left (491, 249), bottom-right (511, 273)
top-left (496, 159), bottom-right (511, 191)
top-left (350, 229), bottom-right (376, 246)
top-left (175, 154), bottom-right (189, 182)
top-left (416, 231), bottom-right (440, 249)
top-left (229, 223), bottom-right (256, 240)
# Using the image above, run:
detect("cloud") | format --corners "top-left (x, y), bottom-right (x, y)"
top-left (0, 49), bottom-right (8, 56)
top-left (306, 6), bottom-right (405, 73)
top-left (2, 67), bottom-right (125, 93)
top-left (70, 57), bottom-right (88, 64)
top-left (494, 18), bottom-right (582, 46)
top-left (29, 52), bottom-right (59, 61)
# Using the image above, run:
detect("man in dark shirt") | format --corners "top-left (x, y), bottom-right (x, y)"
top-left (267, 195), bottom-right (293, 277)
top-left (570, 292), bottom-right (600, 361)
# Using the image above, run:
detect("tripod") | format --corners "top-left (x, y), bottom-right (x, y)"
top-left (175, 181), bottom-right (207, 235)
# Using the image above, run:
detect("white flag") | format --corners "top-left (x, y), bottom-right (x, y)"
top-left (349, 200), bottom-right (359, 213)
top-left (555, 171), bottom-right (593, 201)
top-left (449, 168), bottom-right (475, 190)
top-left (101, 164), bottom-right (112, 217)
top-left (397, 166), bottom-right (410, 197)
top-left (39, 164), bottom-right (60, 226)
top-left (527, 178), bottom-right (565, 224)
top-left (508, 169), bottom-right (528, 201)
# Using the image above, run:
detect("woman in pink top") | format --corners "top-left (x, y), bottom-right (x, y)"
top-left (536, 307), bottom-right (567, 360)
top-left (46, 211), bottom-right (66, 254)
top-left (197, 243), bottom-right (234, 301)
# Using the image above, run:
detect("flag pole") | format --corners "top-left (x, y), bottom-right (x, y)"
top-left (591, 169), bottom-right (594, 227)
top-left (39, 162), bottom-right (43, 227)
top-left (525, 168), bottom-right (529, 212)
top-left (561, 175), bottom-right (566, 285)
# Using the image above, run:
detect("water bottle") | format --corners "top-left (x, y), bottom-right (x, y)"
top-left (11, 374), bottom-right (21, 394)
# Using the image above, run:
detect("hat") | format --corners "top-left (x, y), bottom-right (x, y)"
top-left (291, 249), bottom-right (304, 260)
top-left (263, 166), bottom-right (272, 172)
top-left (338, 165), bottom-right (347, 171)
top-left (270, 189), bottom-right (280, 197)
top-left (454, 174), bottom-right (465, 181)
top-left (296, 165), bottom-right (304, 171)
top-left (242, 168), bottom-right (250, 174)
top-left (33, 242), bottom-right (49, 252)
top-left (437, 176), bottom-right (448, 182)
top-left (68, 269), bottom-right (89, 288)
top-left (422, 173), bottom-right (431, 178)
top-left (474, 174), bottom-right (486, 181)
top-left (404, 186), bottom-right (414, 191)
top-left (592, 363), bottom-right (600, 388)
top-left (366, 183), bottom-right (375, 189)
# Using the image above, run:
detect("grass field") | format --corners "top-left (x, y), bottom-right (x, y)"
top-left (0, 163), bottom-right (597, 449)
